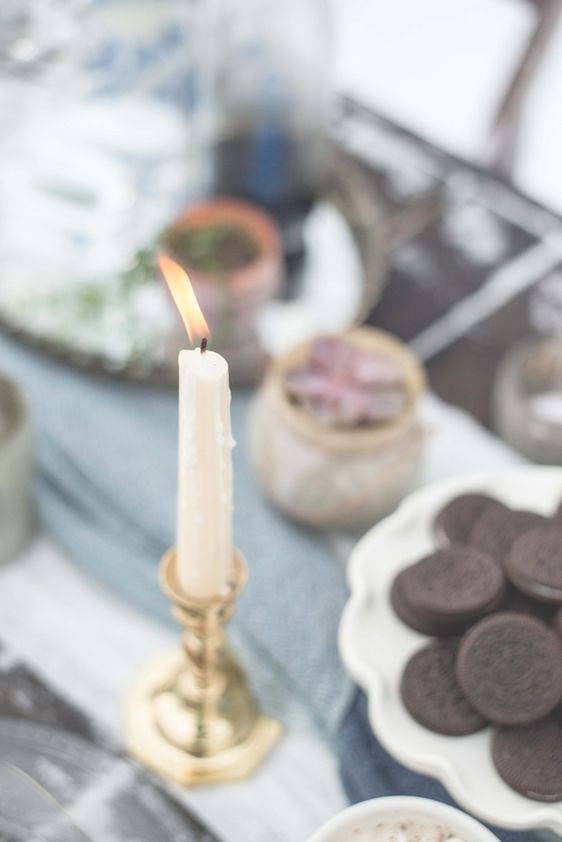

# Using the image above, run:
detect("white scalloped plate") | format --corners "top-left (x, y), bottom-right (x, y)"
top-left (340, 466), bottom-right (562, 837)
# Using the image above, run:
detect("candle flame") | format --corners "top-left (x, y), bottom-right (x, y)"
top-left (158, 253), bottom-right (209, 344)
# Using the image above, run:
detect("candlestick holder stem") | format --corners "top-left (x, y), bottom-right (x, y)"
top-left (125, 548), bottom-right (282, 786)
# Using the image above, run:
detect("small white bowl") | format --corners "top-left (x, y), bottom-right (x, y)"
top-left (309, 797), bottom-right (500, 842)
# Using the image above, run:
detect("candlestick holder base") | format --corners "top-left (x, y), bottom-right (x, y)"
top-left (124, 548), bottom-right (282, 787)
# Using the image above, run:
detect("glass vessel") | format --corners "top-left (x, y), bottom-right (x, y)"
top-left (203, 0), bottom-right (332, 254)
top-left (0, 0), bottom-right (204, 369)
top-left (493, 336), bottom-right (562, 464)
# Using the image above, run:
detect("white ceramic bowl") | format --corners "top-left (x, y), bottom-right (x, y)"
top-left (339, 467), bottom-right (562, 836)
top-left (309, 796), bottom-right (500, 842)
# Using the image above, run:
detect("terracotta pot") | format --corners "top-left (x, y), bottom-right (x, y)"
top-left (249, 327), bottom-right (426, 531)
top-left (165, 198), bottom-right (283, 384)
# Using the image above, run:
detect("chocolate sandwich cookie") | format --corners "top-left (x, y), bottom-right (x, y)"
top-left (507, 527), bottom-right (562, 604)
top-left (433, 493), bottom-right (505, 546)
top-left (391, 569), bottom-right (462, 636)
top-left (401, 640), bottom-right (487, 736)
top-left (471, 507), bottom-right (549, 565)
top-left (492, 712), bottom-right (562, 802)
top-left (400, 546), bottom-right (506, 627)
top-left (500, 585), bottom-right (557, 624)
top-left (457, 613), bottom-right (562, 725)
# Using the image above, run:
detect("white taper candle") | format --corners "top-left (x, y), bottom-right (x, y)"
top-left (176, 345), bottom-right (234, 599)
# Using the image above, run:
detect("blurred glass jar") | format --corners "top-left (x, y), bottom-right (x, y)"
top-left (493, 337), bottom-right (562, 464)
top-left (202, 0), bottom-right (332, 255)
top-left (0, 0), bottom-right (205, 296)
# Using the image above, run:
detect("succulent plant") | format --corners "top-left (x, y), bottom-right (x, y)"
top-left (285, 337), bottom-right (407, 428)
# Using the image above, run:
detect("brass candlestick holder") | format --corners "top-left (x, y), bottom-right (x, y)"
top-left (125, 548), bottom-right (282, 786)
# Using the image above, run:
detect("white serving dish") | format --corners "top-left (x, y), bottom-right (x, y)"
top-left (340, 467), bottom-right (562, 837)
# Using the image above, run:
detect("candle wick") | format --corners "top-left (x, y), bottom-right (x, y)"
top-left (200, 337), bottom-right (208, 354)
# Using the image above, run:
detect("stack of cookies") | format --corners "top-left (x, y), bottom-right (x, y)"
top-left (393, 492), bottom-right (562, 802)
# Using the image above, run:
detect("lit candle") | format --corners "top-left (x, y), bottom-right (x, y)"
top-left (159, 254), bottom-right (234, 600)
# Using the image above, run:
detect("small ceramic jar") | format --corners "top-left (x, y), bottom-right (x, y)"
top-left (164, 198), bottom-right (283, 384)
top-left (0, 374), bottom-right (34, 563)
top-left (249, 328), bottom-right (426, 531)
